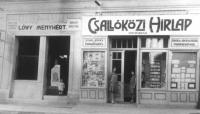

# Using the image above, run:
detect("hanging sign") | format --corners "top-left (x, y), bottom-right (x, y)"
top-left (82, 15), bottom-right (200, 35)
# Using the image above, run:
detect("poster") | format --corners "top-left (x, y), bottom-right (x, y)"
top-left (82, 51), bottom-right (105, 87)
top-left (51, 65), bottom-right (61, 87)
top-left (171, 52), bottom-right (196, 90)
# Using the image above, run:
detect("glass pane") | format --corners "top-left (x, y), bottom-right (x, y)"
top-left (122, 40), bottom-right (127, 48)
top-left (133, 39), bottom-right (137, 48)
top-left (82, 51), bottom-right (105, 87)
top-left (16, 36), bottom-right (40, 80)
top-left (163, 38), bottom-right (168, 48)
top-left (111, 38), bottom-right (137, 49)
top-left (16, 56), bottom-right (38, 80)
top-left (113, 52), bottom-right (117, 59)
top-left (128, 39), bottom-right (132, 48)
top-left (171, 52), bottom-right (196, 90)
top-left (18, 37), bottom-right (40, 56)
top-left (112, 39), bottom-right (116, 48)
top-left (117, 52), bottom-right (121, 59)
top-left (141, 38), bottom-right (146, 48)
top-left (141, 52), bottom-right (166, 88)
top-left (141, 37), bottom-right (168, 48)
top-left (112, 60), bottom-right (121, 81)
top-left (117, 39), bottom-right (121, 48)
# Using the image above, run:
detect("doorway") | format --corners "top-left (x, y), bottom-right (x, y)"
top-left (45, 36), bottom-right (70, 96)
top-left (110, 50), bottom-right (137, 103)
top-left (124, 51), bottom-right (136, 102)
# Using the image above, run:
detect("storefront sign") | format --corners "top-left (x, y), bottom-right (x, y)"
top-left (82, 15), bottom-right (200, 35)
top-left (8, 19), bottom-right (81, 34)
top-left (83, 38), bottom-right (107, 48)
top-left (171, 38), bottom-right (199, 48)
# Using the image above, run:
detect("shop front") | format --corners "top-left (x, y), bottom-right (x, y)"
top-left (81, 15), bottom-right (200, 105)
top-left (3, 13), bottom-right (82, 104)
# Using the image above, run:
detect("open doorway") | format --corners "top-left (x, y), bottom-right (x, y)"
top-left (124, 51), bottom-right (136, 102)
top-left (45, 36), bottom-right (70, 96)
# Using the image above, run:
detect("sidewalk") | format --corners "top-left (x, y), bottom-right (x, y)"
top-left (0, 102), bottom-right (199, 114)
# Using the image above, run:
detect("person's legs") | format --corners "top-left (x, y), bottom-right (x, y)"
top-left (111, 92), bottom-right (115, 103)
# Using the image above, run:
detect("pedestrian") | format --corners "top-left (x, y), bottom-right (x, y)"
top-left (110, 67), bottom-right (118, 104)
top-left (130, 71), bottom-right (136, 103)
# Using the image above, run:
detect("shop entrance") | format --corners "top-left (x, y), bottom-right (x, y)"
top-left (110, 50), bottom-right (137, 103)
top-left (45, 36), bottom-right (70, 96)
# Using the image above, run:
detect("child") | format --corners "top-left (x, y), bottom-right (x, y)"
top-left (58, 79), bottom-right (65, 95)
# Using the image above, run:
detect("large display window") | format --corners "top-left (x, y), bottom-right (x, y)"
top-left (140, 36), bottom-right (168, 89)
top-left (171, 52), bottom-right (197, 90)
top-left (141, 51), bottom-right (166, 88)
top-left (82, 51), bottom-right (106, 88)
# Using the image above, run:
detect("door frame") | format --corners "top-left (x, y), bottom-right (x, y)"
top-left (109, 50), bottom-right (138, 102)
top-left (110, 51), bottom-right (124, 102)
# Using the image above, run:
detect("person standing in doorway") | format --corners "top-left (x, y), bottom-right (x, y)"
top-left (110, 67), bottom-right (118, 104)
top-left (130, 71), bottom-right (136, 103)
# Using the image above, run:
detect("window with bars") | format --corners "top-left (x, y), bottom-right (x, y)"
top-left (111, 38), bottom-right (137, 48)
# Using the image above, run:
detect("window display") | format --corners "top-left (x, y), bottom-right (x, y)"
top-left (171, 52), bottom-right (197, 90)
top-left (82, 51), bottom-right (105, 87)
top-left (141, 52), bottom-right (166, 88)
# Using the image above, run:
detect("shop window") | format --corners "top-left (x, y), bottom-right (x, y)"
top-left (82, 51), bottom-right (105, 87)
top-left (110, 36), bottom-right (137, 48)
top-left (171, 52), bottom-right (197, 90)
top-left (16, 36), bottom-right (40, 80)
top-left (141, 52), bottom-right (166, 88)
top-left (141, 36), bottom-right (168, 48)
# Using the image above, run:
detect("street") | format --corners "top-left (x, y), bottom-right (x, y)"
top-left (0, 103), bottom-right (199, 114)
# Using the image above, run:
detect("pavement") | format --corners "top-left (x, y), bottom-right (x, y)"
top-left (0, 102), bottom-right (199, 114)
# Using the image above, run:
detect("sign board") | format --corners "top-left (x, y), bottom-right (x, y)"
top-left (82, 38), bottom-right (107, 48)
top-left (171, 38), bottom-right (199, 48)
top-left (7, 19), bottom-right (81, 35)
top-left (82, 15), bottom-right (200, 35)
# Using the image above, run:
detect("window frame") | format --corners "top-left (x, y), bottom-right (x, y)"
top-left (169, 50), bottom-right (199, 91)
top-left (140, 50), bottom-right (168, 90)
top-left (15, 36), bottom-right (40, 80)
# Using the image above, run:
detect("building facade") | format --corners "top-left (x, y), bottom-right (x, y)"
top-left (0, 0), bottom-right (200, 107)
